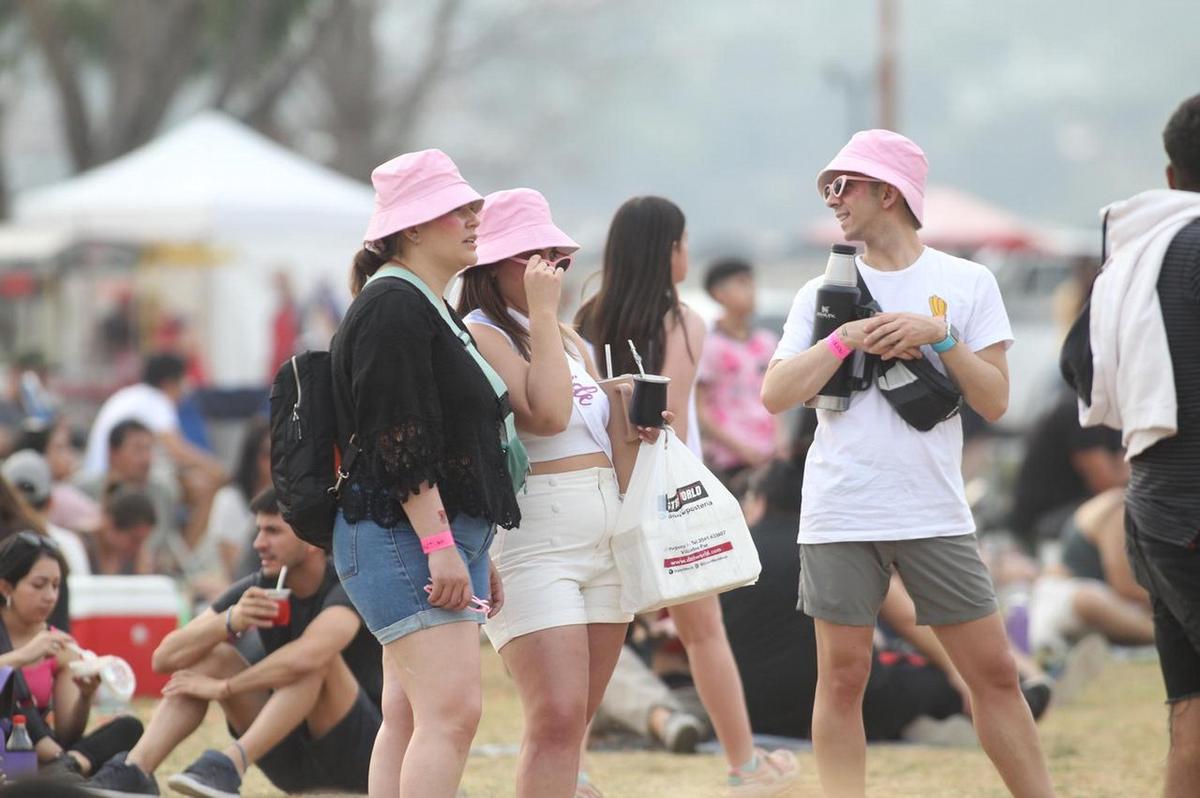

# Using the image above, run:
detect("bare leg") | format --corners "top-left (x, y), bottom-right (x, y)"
top-left (584, 623), bottom-right (629, 723)
top-left (225, 655), bottom-right (359, 775)
top-left (127, 643), bottom-right (267, 775)
top-left (389, 622), bottom-right (483, 798)
top-left (668, 595), bottom-right (754, 767)
top-left (1166, 697), bottom-right (1200, 798)
top-left (503, 622), bottom-right (625, 798)
top-left (1072, 583), bottom-right (1155, 645)
top-left (578, 623), bottom-right (628, 791)
top-left (811, 620), bottom-right (874, 798)
top-left (935, 613), bottom-right (1055, 798)
top-left (371, 649), bottom-right (414, 797)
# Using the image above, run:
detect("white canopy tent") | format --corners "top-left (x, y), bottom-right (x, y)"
top-left (15, 112), bottom-right (375, 385)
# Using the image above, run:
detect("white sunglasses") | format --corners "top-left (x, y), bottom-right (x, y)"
top-left (821, 174), bottom-right (885, 201)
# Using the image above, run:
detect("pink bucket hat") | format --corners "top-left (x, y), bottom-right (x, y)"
top-left (816, 129), bottom-right (929, 226)
top-left (363, 149), bottom-right (482, 243)
top-left (471, 188), bottom-right (580, 267)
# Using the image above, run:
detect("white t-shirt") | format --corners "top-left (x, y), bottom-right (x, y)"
top-left (773, 246), bottom-right (1013, 544)
top-left (83, 384), bottom-right (179, 476)
top-left (47, 523), bottom-right (91, 577)
top-left (206, 485), bottom-right (254, 548)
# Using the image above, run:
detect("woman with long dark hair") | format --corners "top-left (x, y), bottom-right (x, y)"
top-left (457, 189), bottom-right (644, 797)
top-left (576, 196), bottom-right (799, 794)
top-left (204, 418), bottom-right (271, 578)
top-left (330, 149), bottom-right (520, 797)
top-left (0, 533), bottom-right (143, 778)
top-left (0, 475), bottom-right (70, 630)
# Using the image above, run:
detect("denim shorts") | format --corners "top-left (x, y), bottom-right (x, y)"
top-left (333, 510), bottom-right (495, 645)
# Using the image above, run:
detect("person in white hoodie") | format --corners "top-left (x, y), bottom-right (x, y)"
top-left (1080, 93), bottom-right (1200, 798)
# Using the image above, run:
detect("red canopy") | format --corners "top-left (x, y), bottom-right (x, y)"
top-left (805, 185), bottom-right (1048, 252)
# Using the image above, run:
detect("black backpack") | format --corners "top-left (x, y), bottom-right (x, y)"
top-left (268, 352), bottom-right (356, 552)
top-left (1060, 210), bottom-right (1108, 407)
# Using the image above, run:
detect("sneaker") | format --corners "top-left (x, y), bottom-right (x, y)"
top-left (575, 771), bottom-right (604, 798)
top-left (41, 752), bottom-right (85, 783)
top-left (84, 752), bottom-right (160, 797)
top-left (165, 750), bottom-right (241, 798)
top-left (1021, 676), bottom-right (1054, 721)
top-left (1052, 633), bottom-right (1109, 706)
top-left (900, 714), bottom-right (979, 747)
top-left (727, 748), bottom-right (800, 797)
top-left (660, 710), bottom-right (704, 754)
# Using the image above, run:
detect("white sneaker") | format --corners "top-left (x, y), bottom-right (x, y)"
top-left (661, 710), bottom-right (705, 754)
top-left (901, 714), bottom-right (979, 747)
top-left (727, 748), bottom-right (800, 797)
top-left (1053, 633), bottom-right (1110, 705)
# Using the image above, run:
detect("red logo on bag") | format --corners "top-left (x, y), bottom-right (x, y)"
top-left (665, 481), bottom-right (709, 513)
top-left (663, 541), bottom-right (733, 568)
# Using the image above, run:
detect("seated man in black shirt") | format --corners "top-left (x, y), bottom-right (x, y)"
top-left (85, 487), bottom-right (383, 797)
top-left (1009, 386), bottom-right (1126, 553)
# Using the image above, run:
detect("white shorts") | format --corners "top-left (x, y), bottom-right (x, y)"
top-left (1029, 576), bottom-right (1087, 655)
top-left (484, 467), bottom-right (633, 651)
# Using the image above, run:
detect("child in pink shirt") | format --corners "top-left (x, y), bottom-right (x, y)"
top-left (695, 258), bottom-right (779, 493)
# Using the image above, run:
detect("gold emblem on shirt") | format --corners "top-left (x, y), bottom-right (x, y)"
top-left (928, 294), bottom-right (948, 318)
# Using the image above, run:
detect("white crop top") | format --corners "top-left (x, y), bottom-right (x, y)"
top-left (463, 309), bottom-right (612, 464)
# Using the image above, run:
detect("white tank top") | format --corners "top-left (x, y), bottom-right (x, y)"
top-left (463, 309), bottom-right (611, 463)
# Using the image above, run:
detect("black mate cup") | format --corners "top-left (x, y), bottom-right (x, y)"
top-left (629, 374), bottom-right (671, 428)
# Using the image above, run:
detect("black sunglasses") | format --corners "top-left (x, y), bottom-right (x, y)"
top-left (14, 530), bottom-right (59, 552)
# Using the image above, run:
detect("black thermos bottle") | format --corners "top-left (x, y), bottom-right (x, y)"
top-left (805, 244), bottom-right (864, 411)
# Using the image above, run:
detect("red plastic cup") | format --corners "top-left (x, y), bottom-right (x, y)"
top-left (265, 588), bottom-right (291, 626)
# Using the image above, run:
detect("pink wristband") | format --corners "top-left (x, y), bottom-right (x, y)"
top-left (421, 530), bottom-right (455, 554)
top-left (825, 331), bottom-right (853, 361)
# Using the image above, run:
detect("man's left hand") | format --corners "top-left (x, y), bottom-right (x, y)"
top-left (162, 670), bottom-right (229, 701)
top-left (863, 312), bottom-right (945, 360)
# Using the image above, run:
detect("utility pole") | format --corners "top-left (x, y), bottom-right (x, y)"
top-left (823, 65), bottom-right (868, 139)
top-left (878, 0), bottom-right (898, 131)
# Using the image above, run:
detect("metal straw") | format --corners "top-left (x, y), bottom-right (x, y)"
top-left (627, 339), bottom-right (646, 377)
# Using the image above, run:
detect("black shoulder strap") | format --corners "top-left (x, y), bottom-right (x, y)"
top-left (854, 262), bottom-right (883, 309)
top-left (1100, 208), bottom-right (1110, 264)
top-left (0, 619), bottom-right (54, 741)
top-left (855, 265), bottom-right (877, 309)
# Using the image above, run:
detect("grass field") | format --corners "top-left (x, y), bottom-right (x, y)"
top-left (137, 645), bottom-right (1169, 797)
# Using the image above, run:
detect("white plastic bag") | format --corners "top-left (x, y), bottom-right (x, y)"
top-left (612, 427), bottom-right (762, 614)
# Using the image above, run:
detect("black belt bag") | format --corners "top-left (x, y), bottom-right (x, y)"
top-left (856, 269), bottom-right (964, 432)
top-left (876, 356), bottom-right (963, 431)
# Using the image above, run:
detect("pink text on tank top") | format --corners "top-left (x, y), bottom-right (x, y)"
top-left (573, 379), bottom-right (599, 406)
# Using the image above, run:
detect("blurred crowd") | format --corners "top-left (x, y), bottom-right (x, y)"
top-left (0, 244), bottom-right (1144, 757)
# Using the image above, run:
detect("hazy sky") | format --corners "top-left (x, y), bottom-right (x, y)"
top-left (10, 0), bottom-right (1199, 258)
top-left (412, 0), bottom-right (1200, 254)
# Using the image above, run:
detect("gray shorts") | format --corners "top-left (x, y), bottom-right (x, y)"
top-left (798, 534), bottom-right (998, 627)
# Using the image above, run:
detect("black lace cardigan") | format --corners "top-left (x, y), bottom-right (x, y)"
top-left (330, 277), bottom-right (520, 530)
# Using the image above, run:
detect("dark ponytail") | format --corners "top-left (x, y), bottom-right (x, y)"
top-left (350, 233), bottom-right (403, 297)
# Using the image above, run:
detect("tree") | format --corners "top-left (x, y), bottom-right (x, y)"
top-left (7, 0), bottom-right (623, 218)
top-left (16, 0), bottom-right (350, 172)
top-left (0, 0), bottom-right (23, 218)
